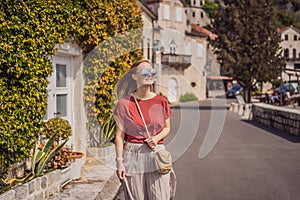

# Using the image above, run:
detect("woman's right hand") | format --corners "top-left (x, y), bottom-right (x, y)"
top-left (116, 161), bottom-right (126, 179)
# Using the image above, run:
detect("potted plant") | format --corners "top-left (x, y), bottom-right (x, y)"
top-left (41, 117), bottom-right (72, 142)
top-left (41, 117), bottom-right (80, 182)
top-left (87, 112), bottom-right (116, 166)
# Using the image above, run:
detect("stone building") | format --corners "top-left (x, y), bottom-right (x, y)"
top-left (279, 26), bottom-right (300, 83)
top-left (143, 0), bottom-right (217, 101)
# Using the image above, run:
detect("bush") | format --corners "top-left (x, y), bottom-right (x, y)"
top-left (179, 92), bottom-right (198, 102)
top-left (41, 118), bottom-right (72, 142)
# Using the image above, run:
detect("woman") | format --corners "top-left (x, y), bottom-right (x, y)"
top-left (113, 58), bottom-right (176, 200)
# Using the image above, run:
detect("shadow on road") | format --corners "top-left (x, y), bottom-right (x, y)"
top-left (242, 120), bottom-right (300, 143)
top-left (171, 105), bottom-right (229, 110)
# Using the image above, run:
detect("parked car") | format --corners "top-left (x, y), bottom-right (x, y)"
top-left (226, 84), bottom-right (243, 98)
top-left (275, 83), bottom-right (296, 94)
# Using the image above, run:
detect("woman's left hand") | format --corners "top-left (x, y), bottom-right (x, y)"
top-left (144, 136), bottom-right (158, 150)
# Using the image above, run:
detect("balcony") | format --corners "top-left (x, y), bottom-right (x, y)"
top-left (285, 57), bottom-right (300, 62)
top-left (161, 53), bottom-right (192, 69)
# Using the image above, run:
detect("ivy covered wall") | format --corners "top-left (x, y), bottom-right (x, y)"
top-left (0, 0), bottom-right (142, 172)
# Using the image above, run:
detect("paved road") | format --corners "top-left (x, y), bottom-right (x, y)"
top-left (115, 99), bottom-right (300, 200)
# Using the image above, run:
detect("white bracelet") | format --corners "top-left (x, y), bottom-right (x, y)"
top-left (116, 157), bottom-right (123, 161)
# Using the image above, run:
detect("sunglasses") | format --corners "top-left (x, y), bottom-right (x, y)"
top-left (140, 68), bottom-right (157, 77)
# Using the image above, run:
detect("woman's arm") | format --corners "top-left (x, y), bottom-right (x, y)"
top-left (115, 124), bottom-right (126, 179)
top-left (145, 118), bottom-right (171, 149)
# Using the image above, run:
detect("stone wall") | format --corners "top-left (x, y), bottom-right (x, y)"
top-left (0, 167), bottom-right (72, 200)
top-left (252, 103), bottom-right (300, 136)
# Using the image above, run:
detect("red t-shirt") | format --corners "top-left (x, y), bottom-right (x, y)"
top-left (113, 94), bottom-right (171, 144)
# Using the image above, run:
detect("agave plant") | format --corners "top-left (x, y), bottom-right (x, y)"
top-left (0, 133), bottom-right (67, 187)
top-left (31, 132), bottom-right (67, 176)
top-left (90, 112), bottom-right (116, 147)
top-left (100, 113), bottom-right (116, 146)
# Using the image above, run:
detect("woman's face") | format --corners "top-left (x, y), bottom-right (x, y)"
top-left (132, 62), bottom-right (157, 87)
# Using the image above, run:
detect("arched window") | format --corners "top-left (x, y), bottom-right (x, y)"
top-left (170, 40), bottom-right (176, 55)
top-left (293, 48), bottom-right (296, 59)
top-left (284, 49), bottom-right (289, 58)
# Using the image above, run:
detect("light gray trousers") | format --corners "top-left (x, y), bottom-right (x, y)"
top-left (122, 142), bottom-right (176, 200)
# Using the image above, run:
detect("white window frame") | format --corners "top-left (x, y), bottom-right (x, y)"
top-left (185, 43), bottom-right (191, 55)
top-left (46, 56), bottom-right (73, 124)
top-left (170, 40), bottom-right (176, 54)
top-left (163, 5), bottom-right (170, 20)
top-left (176, 7), bottom-right (182, 22)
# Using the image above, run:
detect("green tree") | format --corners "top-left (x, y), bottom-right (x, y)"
top-left (210, 0), bottom-right (285, 102)
top-left (274, 0), bottom-right (300, 30)
top-left (203, 1), bottom-right (219, 18)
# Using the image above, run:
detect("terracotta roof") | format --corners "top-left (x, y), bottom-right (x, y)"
top-left (138, 0), bottom-right (157, 19)
top-left (278, 26), bottom-right (290, 33)
top-left (278, 26), bottom-right (300, 35)
top-left (207, 76), bottom-right (233, 80)
top-left (144, 0), bottom-right (187, 6)
top-left (191, 24), bottom-right (217, 40)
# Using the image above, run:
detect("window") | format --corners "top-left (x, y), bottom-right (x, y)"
top-left (193, 0), bottom-right (196, 5)
top-left (284, 49), bottom-right (289, 58)
top-left (197, 44), bottom-right (204, 57)
top-left (170, 40), bottom-right (176, 55)
top-left (176, 7), bottom-right (182, 22)
top-left (163, 5), bottom-right (170, 20)
top-left (293, 49), bottom-right (297, 58)
top-left (192, 11), bottom-right (195, 18)
top-left (294, 63), bottom-right (300, 69)
top-left (201, 12), bottom-right (203, 18)
top-left (56, 64), bottom-right (67, 87)
top-left (200, 0), bottom-right (203, 6)
top-left (185, 43), bottom-right (191, 55)
top-left (294, 35), bottom-right (298, 41)
top-left (56, 94), bottom-right (67, 117)
top-left (285, 34), bottom-right (288, 41)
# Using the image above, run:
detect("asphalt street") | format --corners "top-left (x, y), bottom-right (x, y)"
top-left (115, 99), bottom-right (300, 200)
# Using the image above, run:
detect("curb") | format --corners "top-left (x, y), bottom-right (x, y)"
top-left (95, 173), bottom-right (121, 200)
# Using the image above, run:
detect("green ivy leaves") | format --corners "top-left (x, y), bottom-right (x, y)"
top-left (0, 0), bottom-right (143, 174)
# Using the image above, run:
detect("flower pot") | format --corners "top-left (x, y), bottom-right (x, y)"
top-left (87, 143), bottom-right (116, 167)
top-left (61, 166), bottom-right (72, 186)
top-left (70, 152), bottom-right (84, 180)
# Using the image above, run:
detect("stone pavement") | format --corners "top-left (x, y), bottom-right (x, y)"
top-left (48, 162), bottom-right (121, 200)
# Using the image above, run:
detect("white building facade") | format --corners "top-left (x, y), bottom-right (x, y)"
top-left (143, 0), bottom-right (215, 101)
top-left (280, 26), bottom-right (300, 83)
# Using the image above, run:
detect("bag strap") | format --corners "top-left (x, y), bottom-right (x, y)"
top-left (133, 96), bottom-right (151, 139)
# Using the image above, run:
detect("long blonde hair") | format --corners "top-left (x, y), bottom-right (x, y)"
top-left (115, 58), bottom-right (151, 100)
